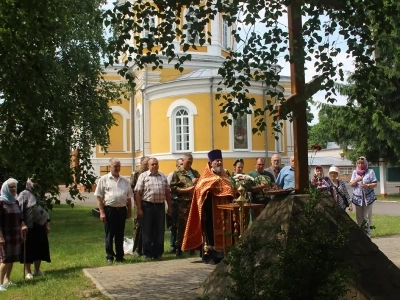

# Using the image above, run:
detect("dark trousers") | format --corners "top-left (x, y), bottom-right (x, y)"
top-left (132, 218), bottom-right (142, 255)
top-left (170, 200), bottom-right (179, 249)
top-left (141, 201), bottom-right (165, 259)
top-left (175, 200), bottom-right (192, 247)
top-left (104, 206), bottom-right (127, 261)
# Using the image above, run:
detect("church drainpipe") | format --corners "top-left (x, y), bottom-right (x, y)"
top-left (263, 85), bottom-right (268, 160)
top-left (210, 76), bottom-right (215, 149)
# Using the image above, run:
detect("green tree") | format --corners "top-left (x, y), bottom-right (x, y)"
top-left (312, 102), bottom-right (399, 165)
top-left (308, 123), bottom-right (330, 149)
top-left (103, 0), bottom-right (399, 137)
top-left (0, 0), bottom-right (123, 203)
top-left (323, 1), bottom-right (400, 165)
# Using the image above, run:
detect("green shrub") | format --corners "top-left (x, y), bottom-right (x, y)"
top-left (221, 188), bottom-right (353, 300)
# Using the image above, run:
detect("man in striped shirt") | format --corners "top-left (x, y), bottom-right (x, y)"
top-left (135, 158), bottom-right (172, 260)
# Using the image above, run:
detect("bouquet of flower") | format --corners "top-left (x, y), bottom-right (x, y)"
top-left (254, 175), bottom-right (271, 188)
top-left (232, 174), bottom-right (254, 190)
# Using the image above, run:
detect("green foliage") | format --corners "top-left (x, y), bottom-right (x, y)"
top-left (103, 0), bottom-right (398, 136)
top-left (316, 1), bottom-right (400, 165)
top-left (312, 102), bottom-right (400, 165)
top-left (308, 123), bottom-right (330, 149)
top-left (0, 0), bottom-right (125, 204)
top-left (217, 189), bottom-right (352, 300)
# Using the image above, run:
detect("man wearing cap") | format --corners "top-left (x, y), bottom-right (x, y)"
top-left (182, 149), bottom-right (235, 265)
top-left (265, 154), bottom-right (282, 180)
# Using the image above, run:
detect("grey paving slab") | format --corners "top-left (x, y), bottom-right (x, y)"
top-left (84, 236), bottom-right (400, 300)
top-left (83, 257), bottom-right (216, 300)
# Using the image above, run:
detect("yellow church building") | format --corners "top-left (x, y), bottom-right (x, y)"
top-left (92, 3), bottom-right (294, 177)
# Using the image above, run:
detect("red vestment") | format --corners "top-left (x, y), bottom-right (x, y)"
top-left (182, 164), bottom-right (235, 251)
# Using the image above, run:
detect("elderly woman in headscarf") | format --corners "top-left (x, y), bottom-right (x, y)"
top-left (17, 179), bottom-right (50, 279)
top-left (0, 178), bottom-right (28, 291)
top-left (328, 166), bottom-right (352, 211)
top-left (310, 165), bottom-right (333, 196)
top-left (349, 156), bottom-right (377, 237)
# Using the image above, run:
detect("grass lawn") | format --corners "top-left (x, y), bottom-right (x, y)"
top-left (377, 194), bottom-right (400, 201)
top-left (4, 205), bottom-right (177, 299)
top-left (3, 204), bottom-right (400, 299)
top-left (347, 210), bottom-right (400, 237)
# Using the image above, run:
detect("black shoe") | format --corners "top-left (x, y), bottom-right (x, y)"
top-left (116, 258), bottom-right (126, 263)
top-left (175, 248), bottom-right (183, 258)
top-left (205, 259), bottom-right (218, 265)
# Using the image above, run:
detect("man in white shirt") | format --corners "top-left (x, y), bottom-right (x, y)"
top-left (95, 158), bottom-right (132, 263)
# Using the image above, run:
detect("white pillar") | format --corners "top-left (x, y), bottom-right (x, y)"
top-left (379, 158), bottom-right (387, 198)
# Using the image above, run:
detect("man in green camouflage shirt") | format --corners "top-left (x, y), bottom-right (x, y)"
top-left (170, 153), bottom-right (200, 257)
top-left (248, 157), bottom-right (276, 207)
top-left (130, 156), bottom-right (149, 256)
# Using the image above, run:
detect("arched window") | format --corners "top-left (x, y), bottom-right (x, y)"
top-left (222, 19), bottom-right (229, 49)
top-left (227, 102), bottom-right (253, 151)
top-left (135, 109), bottom-right (141, 150)
top-left (184, 6), bottom-right (201, 44)
top-left (167, 99), bottom-right (197, 153)
top-left (104, 106), bottom-right (130, 153)
top-left (174, 108), bottom-right (190, 151)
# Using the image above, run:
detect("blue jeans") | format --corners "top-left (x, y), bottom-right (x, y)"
top-left (141, 202), bottom-right (165, 259)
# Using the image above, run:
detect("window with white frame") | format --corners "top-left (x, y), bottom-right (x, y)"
top-left (173, 108), bottom-right (190, 152)
top-left (222, 19), bottom-right (229, 49)
top-left (135, 109), bottom-right (141, 150)
top-left (184, 7), bottom-right (200, 44)
top-left (340, 167), bottom-right (354, 175)
top-left (167, 99), bottom-right (197, 153)
top-left (232, 114), bottom-right (250, 150)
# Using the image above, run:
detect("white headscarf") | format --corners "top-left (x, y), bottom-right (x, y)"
top-left (1, 178), bottom-right (18, 204)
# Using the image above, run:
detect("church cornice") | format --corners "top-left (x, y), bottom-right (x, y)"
top-left (144, 74), bottom-right (286, 101)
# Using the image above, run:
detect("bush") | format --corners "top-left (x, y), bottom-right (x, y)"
top-left (221, 188), bottom-right (353, 300)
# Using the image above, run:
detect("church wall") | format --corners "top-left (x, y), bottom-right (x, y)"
top-left (191, 95), bottom-right (212, 151)
top-left (148, 99), bottom-right (171, 154)
top-left (159, 68), bottom-right (193, 82)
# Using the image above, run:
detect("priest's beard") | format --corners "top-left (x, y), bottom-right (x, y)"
top-left (212, 166), bottom-right (222, 174)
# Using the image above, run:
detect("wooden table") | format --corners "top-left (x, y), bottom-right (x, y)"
top-left (217, 203), bottom-right (264, 255)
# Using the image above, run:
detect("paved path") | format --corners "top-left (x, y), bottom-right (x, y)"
top-left (83, 236), bottom-right (400, 300)
top-left (83, 257), bottom-right (215, 299)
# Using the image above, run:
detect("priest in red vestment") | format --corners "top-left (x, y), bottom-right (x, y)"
top-left (182, 149), bottom-right (235, 264)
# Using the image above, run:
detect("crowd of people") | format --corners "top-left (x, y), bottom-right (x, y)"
top-left (310, 156), bottom-right (377, 237)
top-left (0, 178), bottom-right (51, 292)
top-left (0, 153), bottom-right (376, 291)
top-left (94, 153), bottom-right (377, 266)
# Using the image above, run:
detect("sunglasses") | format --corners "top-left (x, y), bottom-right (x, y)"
top-left (358, 156), bottom-right (366, 160)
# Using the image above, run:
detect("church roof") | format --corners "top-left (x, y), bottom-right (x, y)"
top-left (177, 68), bottom-right (221, 80)
top-left (308, 156), bottom-right (353, 167)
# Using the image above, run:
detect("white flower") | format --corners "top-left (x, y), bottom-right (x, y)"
top-left (233, 174), bottom-right (254, 183)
